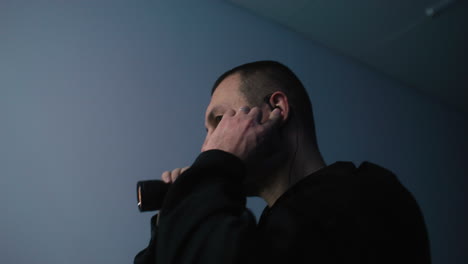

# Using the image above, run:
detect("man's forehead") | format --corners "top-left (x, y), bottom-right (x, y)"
top-left (205, 74), bottom-right (243, 115)
top-left (212, 73), bottom-right (242, 98)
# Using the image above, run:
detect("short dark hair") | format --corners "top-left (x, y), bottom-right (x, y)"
top-left (211, 60), bottom-right (316, 137)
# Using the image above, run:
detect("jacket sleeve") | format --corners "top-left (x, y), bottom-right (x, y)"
top-left (134, 213), bottom-right (159, 264)
top-left (155, 150), bottom-right (258, 264)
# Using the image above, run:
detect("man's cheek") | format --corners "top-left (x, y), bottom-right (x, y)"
top-left (201, 136), bottom-right (209, 152)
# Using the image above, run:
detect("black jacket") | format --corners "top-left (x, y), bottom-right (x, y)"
top-left (135, 150), bottom-right (430, 264)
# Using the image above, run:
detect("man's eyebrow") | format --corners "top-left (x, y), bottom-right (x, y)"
top-left (206, 105), bottom-right (223, 120)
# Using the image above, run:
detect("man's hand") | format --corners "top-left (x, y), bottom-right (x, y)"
top-left (161, 166), bottom-right (190, 183)
top-left (201, 107), bottom-right (282, 162)
top-left (160, 107), bottom-right (280, 183)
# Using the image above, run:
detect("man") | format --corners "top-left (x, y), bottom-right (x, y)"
top-left (135, 61), bottom-right (431, 264)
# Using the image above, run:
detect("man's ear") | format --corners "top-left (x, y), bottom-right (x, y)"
top-left (268, 91), bottom-right (290, 125)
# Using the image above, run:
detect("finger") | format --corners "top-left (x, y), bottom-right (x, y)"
top-left (171, 168), bottom-right (182, 182)
top-left (181, 166), bottom-right (190, 174)
top-left (248, 107), bottom-right (262, 123)
top-left (161, 171), bottom-right (171, 183)
top-left (237, 106), bottom-right (250, 115)
top-left (262, 108), bottom-right (282, 130)
top-left (224, 109), bottom-right (236, 117)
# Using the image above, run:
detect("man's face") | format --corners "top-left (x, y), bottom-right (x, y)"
top-left (204, 74), bottom-right (249, 134)
top-left (205, 74), bottom-right (248, 132)
top-left (205, 73), bottom-right (272, 134)
top-left (204, 73), bottom-right (281, 195)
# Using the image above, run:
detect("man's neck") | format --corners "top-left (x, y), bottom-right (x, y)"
top-left (259, 147), bottom-right (326, 207)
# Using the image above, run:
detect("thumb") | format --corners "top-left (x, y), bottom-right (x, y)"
top-left (262, 108), bottom-right (282, 131)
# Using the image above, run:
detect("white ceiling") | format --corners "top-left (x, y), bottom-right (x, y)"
top-left (228, 0), bottom-right (468, 115)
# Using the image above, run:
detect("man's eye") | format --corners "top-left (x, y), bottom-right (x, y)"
top-left (215, 115), bottom-right (222, 123)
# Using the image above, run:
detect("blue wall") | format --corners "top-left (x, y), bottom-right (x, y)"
top-left (1, 1), bottom-right (466, 263)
